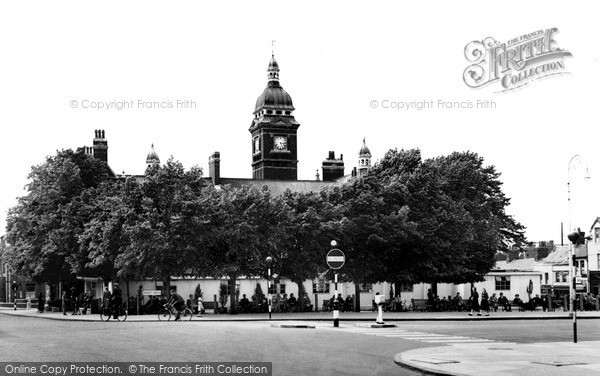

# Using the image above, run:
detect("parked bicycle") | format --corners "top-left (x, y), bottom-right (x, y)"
top-left (158, 302), bottom-right (193, 321)
top-left (99, 302), bottom-right (128, 322)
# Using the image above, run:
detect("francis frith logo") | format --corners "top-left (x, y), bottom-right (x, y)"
top-left (463, 28), bottom-right (572, 92)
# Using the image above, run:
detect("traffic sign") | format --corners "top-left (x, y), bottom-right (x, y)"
top-left (327, 248), bottom-right (345, 269)
top-left (142, 290), bottom-right (162, 296)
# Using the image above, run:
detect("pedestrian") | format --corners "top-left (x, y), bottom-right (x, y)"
top-left (70, 286), bottom-right (78, 315)
top-left (197, 296), bottom-right (204, 317)
top-left (37, 292), bottom-right (44, 314)
top-left (469, 286), bottom-right (481, 316)
top-left (61, 290), bottom-right (67, 315)
top-left (481, 288), bottom-right (490, 316)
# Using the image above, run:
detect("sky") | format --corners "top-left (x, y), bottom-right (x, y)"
top-left (0, 1), bottom-right (599, 244)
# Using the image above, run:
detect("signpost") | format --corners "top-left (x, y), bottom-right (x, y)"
top-left (327, 242), bottom-right (345, 327)
top-left (142, 290), bottom-right (162, 296)
top-left (326, 249), bottom-right (345, 270)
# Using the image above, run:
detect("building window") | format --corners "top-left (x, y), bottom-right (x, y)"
top-left (544, 273), bottom-right (549, 284)
top-left (268, 283), bottom-right (276, 295)
top-left (495, 276), bottom-right (511, 290)
top-left (555, 271), bottom-right (568, 283)
top-left (312, 278), bottom-right (330, 294)
top-left (359, 283), bottom-right (373, 293)
top-left (279, 283), bottom-right (286, 295)
top-left (595, 228), bottom-right (600, 243)
top-left (399, 283), bottom-right (413, 292)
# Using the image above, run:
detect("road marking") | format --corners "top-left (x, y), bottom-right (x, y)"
top-left (422, 339), bottom-right (495, 343)
top-left (332, 326), bottom-right (498, 345)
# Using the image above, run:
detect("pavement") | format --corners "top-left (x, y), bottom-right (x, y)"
top-left (2, 307), bottom-right (600, 376)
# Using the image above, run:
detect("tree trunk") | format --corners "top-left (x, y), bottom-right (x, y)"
top-left (295, 280), bottom-right (305, 311)
top-left (164, 277), bottom-right (171, 299)
top-left (354, 282), bottom-right (361, 312)
top-left (228, 275), bottom-right (237, 314)
top-left (394, 281), bottom-right (402, 299)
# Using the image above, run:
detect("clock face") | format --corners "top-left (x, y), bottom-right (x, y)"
top-left (254, 137), bottom-right (260, 153)
top-left (274, 136), bottom-right (287, 150)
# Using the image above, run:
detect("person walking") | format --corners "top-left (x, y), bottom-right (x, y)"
top-left (37, 292), bottom-right (44, 314)
top-left (469, 286), bottom-right (481, 316)
top-left (481, 288), bottom-right (490, 316)
top-left (70, 286), bottom-right (78, 315)
top-left (197, 296), bottom-right (204, 317)
top-left (61, 290), bottom-right (67, 315)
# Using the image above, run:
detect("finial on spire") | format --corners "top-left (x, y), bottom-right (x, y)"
top-left (271, 39), bottom-right (276, 57)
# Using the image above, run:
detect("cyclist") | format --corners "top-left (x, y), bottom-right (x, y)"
top-left (168, 288), bottom-right (185, 321)
top-left (110, 283), bottom-right (123, 319)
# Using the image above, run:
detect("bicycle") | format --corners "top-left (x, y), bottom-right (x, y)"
top-left (99, 302), bottom-right (128, 322)
top-left (158, 302), bottom-right (193, 321)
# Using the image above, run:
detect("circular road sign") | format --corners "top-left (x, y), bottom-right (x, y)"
top-left (327, 249), bottom-right (345, 270)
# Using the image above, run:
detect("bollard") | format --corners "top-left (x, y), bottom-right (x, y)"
top-left (374, 294), bottom-right (385, 324)
top-left (377, 304), bottom-right (384, 324)
top-left (333, 303), bottom-right (340, 327)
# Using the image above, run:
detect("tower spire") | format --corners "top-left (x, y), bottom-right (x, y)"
top-left (267, 44), bottom-right (280, 83)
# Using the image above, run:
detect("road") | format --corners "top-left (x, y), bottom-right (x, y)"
top-left (1, 314), bottom-right (599, 375)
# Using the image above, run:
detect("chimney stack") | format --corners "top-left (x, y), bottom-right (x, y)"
top-left (92, 129), bottom-right (108, 163)
top-left (322, 151), bottom-right (345, 182)
top-left (209, 152), bottom-right (221, 185)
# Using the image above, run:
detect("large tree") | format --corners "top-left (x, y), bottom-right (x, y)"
top-left (322, 175), bottom-right (416, 311)
top-left (201, 184), bottom-right (289, 314)
top-left (277, 190), bottom-right (334, 306)
top-left (3, 150), bottom-right (108, 283)
top-left (102, 158), bottom-right (206, 295)
top-left (371, 149), bottom-right (526, 285)
top-left (76, 179), bottom-right (138, 282)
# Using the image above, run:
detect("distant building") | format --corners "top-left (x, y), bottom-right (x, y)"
top-left (586, 218), bottom-right (600, 295)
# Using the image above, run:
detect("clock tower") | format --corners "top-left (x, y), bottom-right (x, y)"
top-left (249, 54), bottom-right (300, 180)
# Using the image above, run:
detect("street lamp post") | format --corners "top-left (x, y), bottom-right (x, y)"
top-left (567, 155), bottom-right (591, 233)
top-left (566, 154), bottom-right (590, 342)
top-left (266, 256), bottom-right (273, 320)
top-left (567, 231), bottom-right (580, 343)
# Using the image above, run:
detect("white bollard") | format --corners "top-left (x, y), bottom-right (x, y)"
top-left (374, 294), bottom-right (385, 324)
top-left (377, 304), bottom-right (384, 324)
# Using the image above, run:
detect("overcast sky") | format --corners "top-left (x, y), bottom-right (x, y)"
top-left (1, 1), bottom-right (598, 244)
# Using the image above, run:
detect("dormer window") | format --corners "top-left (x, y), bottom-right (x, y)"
top-left (595, 227), bottom-right (600, 243)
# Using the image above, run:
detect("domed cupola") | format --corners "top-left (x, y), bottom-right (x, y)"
top-left (254, 54), bottom-right (295, 116)
top-left (146, 144), bottom-right (160, 170)
top-left (358, 138), bottom-right (372, 177)
top-left (359, 138), bottom-right (371, 158)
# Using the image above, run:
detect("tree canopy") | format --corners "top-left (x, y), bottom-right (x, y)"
top-left (2, 147), bottom-right (526, 305)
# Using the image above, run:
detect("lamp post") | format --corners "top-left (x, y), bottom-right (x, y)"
top-left (566, 155), bottom-right (590, 342)
top-left (567, 231), bottom-right (580, 343)
top-left (266, 256), bottom-right (273, 320)
top-left (567, 155), bottom-right (591, 233)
